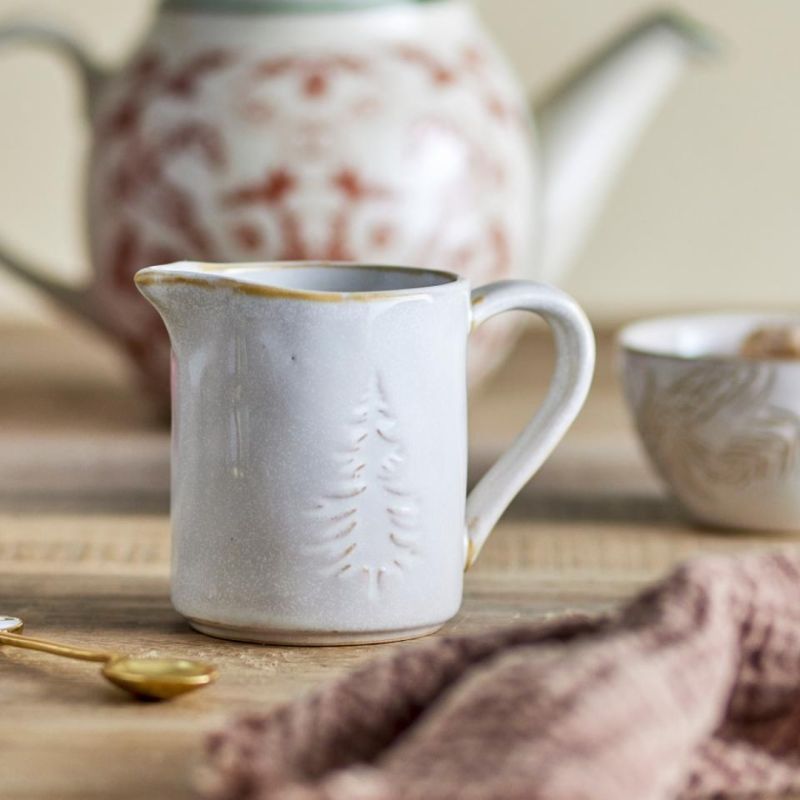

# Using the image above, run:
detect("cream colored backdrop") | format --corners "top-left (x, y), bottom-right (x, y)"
top-left (0, 0), bottom-right (797, 324)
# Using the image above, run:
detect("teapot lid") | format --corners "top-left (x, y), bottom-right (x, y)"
top-left (163, 0), bottom-right (441, 12)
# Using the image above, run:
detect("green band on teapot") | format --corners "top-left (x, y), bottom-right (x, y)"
top-left (162, 0), bottom-right (443, 13)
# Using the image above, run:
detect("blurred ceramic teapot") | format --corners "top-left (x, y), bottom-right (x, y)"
top-left (0, 1), bottom-right (713, 400)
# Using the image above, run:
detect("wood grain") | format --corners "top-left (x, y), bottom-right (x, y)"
top-left (1, 321), bottom-right (798, 800)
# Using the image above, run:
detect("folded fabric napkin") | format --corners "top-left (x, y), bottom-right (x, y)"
top-left (202, 552), bottom-right (800, 800)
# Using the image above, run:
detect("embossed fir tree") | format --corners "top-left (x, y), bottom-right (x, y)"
top-left (307, 373), bottom-right (421, 597)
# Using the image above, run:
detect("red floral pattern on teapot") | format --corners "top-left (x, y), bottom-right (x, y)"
top-left (87, 19), bottom-right (536, 396)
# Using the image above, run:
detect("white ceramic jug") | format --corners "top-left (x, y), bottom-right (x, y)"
top-left (137, 260), bottom-right (595, 644)
top-left (0, 1), bottom-right (713, 400)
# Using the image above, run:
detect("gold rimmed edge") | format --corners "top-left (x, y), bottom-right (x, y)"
top-left (135, 261), bottom-right (462, 303)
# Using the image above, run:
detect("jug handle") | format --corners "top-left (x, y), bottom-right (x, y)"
top-left (0, 22), bottom-right (107, 326)
top-left (464, 280), bottom-right (595, 569)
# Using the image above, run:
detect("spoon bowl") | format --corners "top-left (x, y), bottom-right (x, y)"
top-left (102, 656), bottom-right (218, 701)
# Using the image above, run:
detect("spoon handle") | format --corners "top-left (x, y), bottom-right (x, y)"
top-left (0, 631), bottom-right (115, 663)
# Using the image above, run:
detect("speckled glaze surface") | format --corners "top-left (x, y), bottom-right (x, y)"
top-left (620, 313), bottom-right (800, 532)
top-left (137, 261), bottom-right (594, 644)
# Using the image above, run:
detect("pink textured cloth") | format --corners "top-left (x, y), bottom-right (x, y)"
top-left (202, 552), bottom-right (800, 800)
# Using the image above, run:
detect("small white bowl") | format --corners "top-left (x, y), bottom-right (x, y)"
top-left (618, 313), bottom-right (800, 531)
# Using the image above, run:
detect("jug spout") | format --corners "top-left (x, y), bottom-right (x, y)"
top-left (134, 262), bottom-right (215, 337)
top-left (134, 263), bottom-right (186, 322)
top-left (536, 10), bottom-right (718, 282)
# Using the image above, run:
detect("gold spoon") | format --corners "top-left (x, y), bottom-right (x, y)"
top-left (0, 615), bottom-right (218, 701)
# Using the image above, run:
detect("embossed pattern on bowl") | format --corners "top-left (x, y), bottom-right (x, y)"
top-left (619, 313), bottom-right (800, 531)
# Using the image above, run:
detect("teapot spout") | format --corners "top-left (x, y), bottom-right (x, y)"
top-left (536, 10), bottom-right (718, 282)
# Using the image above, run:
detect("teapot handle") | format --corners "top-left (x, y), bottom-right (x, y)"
top-left (0, 22), bottom-right (106, 326)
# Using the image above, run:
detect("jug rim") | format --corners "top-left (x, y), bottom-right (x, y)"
top-left (135, 261), bottom-right (466, 303)
top-left (161, 0), bottom-right (446, 14)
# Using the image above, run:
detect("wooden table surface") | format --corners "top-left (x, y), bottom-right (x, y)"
top-left (1, 319), bottom-right (797, 800)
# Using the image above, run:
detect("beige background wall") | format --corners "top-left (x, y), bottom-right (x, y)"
top-left (0, 0), bottom-right (796, 324)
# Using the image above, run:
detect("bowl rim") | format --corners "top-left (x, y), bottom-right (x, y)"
top-left (617, 311), bottom-right (800, 365)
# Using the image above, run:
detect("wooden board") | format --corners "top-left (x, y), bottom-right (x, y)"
top-left (1, 320), bottom-right (797, 800)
